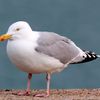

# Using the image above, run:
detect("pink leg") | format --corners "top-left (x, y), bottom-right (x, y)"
top-left (27, 73), bottom-right (32, 92)
top-left (34, 73), bottom-right (51, 97)
top-left (17, 73), bottom-right (32, 96)
top-left (46, 73), bottom-right (50, 96)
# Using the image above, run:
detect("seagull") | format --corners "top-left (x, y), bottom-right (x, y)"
top-left (0, 21), bottom-right (99, 97)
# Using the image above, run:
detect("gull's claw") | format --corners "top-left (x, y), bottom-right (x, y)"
top-left (12, 90), bottom-right (31, 96)
top-left (33, 93), bottom-right (49, 97)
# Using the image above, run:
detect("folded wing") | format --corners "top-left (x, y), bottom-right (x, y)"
top-left (35, 32), bottom-right (81, 64)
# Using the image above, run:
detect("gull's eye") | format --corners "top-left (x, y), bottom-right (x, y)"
top-left (15, 28), bottom-right (20, 31)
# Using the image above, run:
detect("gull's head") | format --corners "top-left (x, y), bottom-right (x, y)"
top-left (0, 21), bottom-right (32, 41)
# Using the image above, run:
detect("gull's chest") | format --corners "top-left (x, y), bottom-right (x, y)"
top-left (7, 40), bottom-right (39, 70)
top-left (7, 40), bottom-right (36, 58)
top-left (6, 40), bottom-right (64, 73)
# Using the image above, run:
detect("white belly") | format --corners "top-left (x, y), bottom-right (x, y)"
top-left (7, 40), bottom-right (64, 74)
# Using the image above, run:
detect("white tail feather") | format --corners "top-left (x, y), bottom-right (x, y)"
top-left (97, 55), bottom-right (100, 58)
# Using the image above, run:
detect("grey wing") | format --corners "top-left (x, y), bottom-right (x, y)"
top-left (36, 32), bottom-right (80, 64)
top-left (37, 31), bottom-right (72, 46)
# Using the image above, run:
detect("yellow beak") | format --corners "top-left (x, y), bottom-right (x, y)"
top-left (0, 34), bottom-right (12, 41)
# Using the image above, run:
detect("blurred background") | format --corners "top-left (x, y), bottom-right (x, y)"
top-left (0, 0), bottom-right (100, 89)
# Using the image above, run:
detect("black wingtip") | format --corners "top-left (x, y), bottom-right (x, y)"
top-left (80, 51), bottom-right (98, 63)
top-left (72, 50), bottom-right (99, 64)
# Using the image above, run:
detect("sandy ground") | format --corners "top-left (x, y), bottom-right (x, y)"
top-left (0, 89), bottom-right (100, 100)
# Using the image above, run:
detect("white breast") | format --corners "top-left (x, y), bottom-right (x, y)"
top-left (7, 39), bottom-right (64, 74)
